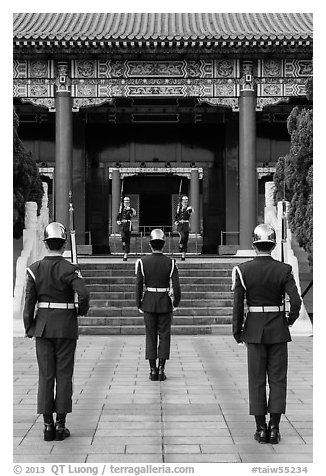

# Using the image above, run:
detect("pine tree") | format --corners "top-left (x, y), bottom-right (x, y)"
top-left (273, 78), bottom-right (313, 265)
top-left (13, 108), bottom-right (44, 238)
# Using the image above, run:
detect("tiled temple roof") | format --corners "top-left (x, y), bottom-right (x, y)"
top-left (13, 13), bottom-right (312, 47)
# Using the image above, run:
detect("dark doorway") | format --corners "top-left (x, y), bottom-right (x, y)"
top-left (140, 194), bottom-right (171, 228)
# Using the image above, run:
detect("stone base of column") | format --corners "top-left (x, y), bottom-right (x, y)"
top-left (235, 249), bottom-right (256, 257)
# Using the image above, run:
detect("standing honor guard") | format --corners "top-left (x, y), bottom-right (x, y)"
top-left (23, 222), bottom-right (90, 441)
top-left (117, 196), bottom-right (136, 261)
top-left (174, 195), bottom-right (193, 261)
top-left (135, 229), bottom-right (181, 381)
top-left (232, 224), bottom-right (301, 444)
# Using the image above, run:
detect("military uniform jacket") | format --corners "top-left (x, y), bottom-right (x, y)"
top-left (23, 256), bottom-right (90, 339)
top-left (117, 207), bottom-right (136, 232)
top-left (232, 255), bottom-right (301, 344)
top-left (175, 207), bottom-right (193, 232)
top-left (135, 253), bottom-right (181, 313)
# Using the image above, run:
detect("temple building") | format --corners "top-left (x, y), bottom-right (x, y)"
top-left (13, 13), bottom-right (313, 254)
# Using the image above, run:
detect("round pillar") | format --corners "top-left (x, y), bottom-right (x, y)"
top-left (190, 169), bottom-right (200, 234)
top-left (55, 91), bottom-right (72, 229)
top-left (111, 169), bottom-right (121, 234)
top-left (239, 89), bottom-right (257, 249)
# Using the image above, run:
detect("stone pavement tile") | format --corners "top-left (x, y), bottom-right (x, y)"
top-left (164, 454), bottom-right (241, 463)
top-left (51, 444), bottom-right (126, 454)
top-left (301, 436), bottom-right (313, 444)
top-left (13, 437), bottom-right (24, 446)
top-left (14, 445), bottom-right (54, 454)
top-left (94, 429), bottom-right (161, 437)
top-left (100, 415), bottom-right (161, 422)
top-left (163, 436), bottom-right (233, 445)
top-left (272, 445), bottom-right (313, 454)
top-left (228, 427), bottom-right (299, 437)
top-left (200, 444), bottom-right (275, 454)
top-left (241, 454), bottom-right (313, 463)
top-left (163, 421), bottom-right (227, 429)
top-left (163, 428), bottom-right (230, 437)
top-left (163, 444), bottom-right (201, 454)
top-left (87, 454), bottom-right (163, 463)
top-left (97, 421), bottom-right (161, 429)
top-left (126, 445), bottom-right (162, 454)
top-left (19, 436), bottom-right (93, 446)
top-left (233, 435), bottom-right (306, 445)
top-left (163, 415), bottom-right (224, 422)
top-left (14, 455), bottom-right (87, 463)
top-left (92, 437), bottom-right (162, 445)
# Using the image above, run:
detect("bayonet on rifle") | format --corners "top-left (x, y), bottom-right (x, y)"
top-left (68, 191), bottom-right (79, 310)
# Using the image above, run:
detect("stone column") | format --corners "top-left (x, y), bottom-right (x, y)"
top-left (238, 65), bottom-right (257, 250)
top-left (111, 168), bottom-right (121, 234)
top-left (190, 169), bottom-right (200, 234)
top-left (55, 61), bottom-right (72, 229)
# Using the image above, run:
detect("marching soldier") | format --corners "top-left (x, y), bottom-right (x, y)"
top-left (174, 195), bottom-right (193, 261)
top-left (117, 196), bottom-right (136, 261)
top-left (23, 222), bottom-right (90, 441)
top-left (232, 224), bottom-right (301, 444)
top-left (135, 229), bottom-right (181, 381)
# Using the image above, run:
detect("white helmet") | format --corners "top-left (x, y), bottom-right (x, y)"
top-left (150, 228), bottom-right (165, 242)
top-left (44, 222), bottom-right (67, 242)
top-left (253, 224), bottom-right (276, 244)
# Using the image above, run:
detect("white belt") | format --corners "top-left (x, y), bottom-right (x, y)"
top-left (146, 287), bottom-right (169, 292)
top-left (179, 220), bottom-right (189, 223)
top-left (38, 302), bottom-right (75, 309)
top-left (248, 305), bottom-right (284, 312)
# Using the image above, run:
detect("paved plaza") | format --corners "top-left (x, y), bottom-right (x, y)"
top-left (12, 334), bottom-right (313, 465)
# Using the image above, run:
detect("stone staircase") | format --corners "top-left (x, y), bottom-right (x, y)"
top-left (78, 258), bottom-right (246, 335)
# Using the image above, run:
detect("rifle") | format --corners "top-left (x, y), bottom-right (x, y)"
top-left (176, 178), bottom-right (183, 215)
top-left (119, 179), bottom-right (124, 214)
top-left (68, 191), bottom-right (79, 310)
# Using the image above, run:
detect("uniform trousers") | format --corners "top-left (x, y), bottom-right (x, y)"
top-left (121, 229), bottom-right (131, 253)
top-left (178, 230), bottom-right (189, 252)
top-left (143, 312), bottom-right (172, 360)
top-left (36, 337), bottom-right (77, 414)
top-left (247, 342), bottom-right (288, 415)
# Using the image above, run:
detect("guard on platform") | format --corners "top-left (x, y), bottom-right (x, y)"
top-left (135, 229), bottom-right (181, 381)
top-left (232, 224), bottom-right (301, 444)
top-left (174, 195), bottom-right (193, 261)
top-left (23, 222), bottom-right (90, 442)
top-left (117, 196), bottom-right (136, 261)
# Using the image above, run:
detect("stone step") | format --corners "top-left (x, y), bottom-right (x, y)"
top-left (78, 324), bottom-right (232, 335)
top-left (79, 257), bottom-right (237, 270)
top-left (84, 276), bottom-right (231, 284)
top-left (86, 306), bottom-right (233, 317)
top-left (79, 315), bottom-right (231, 326)
top-left (89, 298), bottom-right (233, 308)
top-left (82, 269), bottom-right (232, 277)
top-left (86, 283), bottom-right (232, 292)
top-left (89, 291), bottom-right (233, 299)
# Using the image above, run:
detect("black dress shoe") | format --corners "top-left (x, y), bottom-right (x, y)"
top-left (149, 368), bottom-right (158, 381)
top-left (268, 426), bottom-right (281, 444)
top-left (158, 367), bottom-right (166, 381)
top-left (254, 426), bottom-right (268, 444)
top-left (43, 422), bottom-right (55, 441)
top-left (55, 422), bottom-right (70, 441)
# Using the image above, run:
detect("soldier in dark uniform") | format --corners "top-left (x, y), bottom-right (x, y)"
top-left (232, 224), bottom-right (301, 444)
top-left (135, 229), bottom-right (181, 381)
top-left (117, 196), bottom-right (136, 261)
top-left (174, 195), bottom-right (193, 261)
top-left (23, 222), bottom-right (90, 441)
